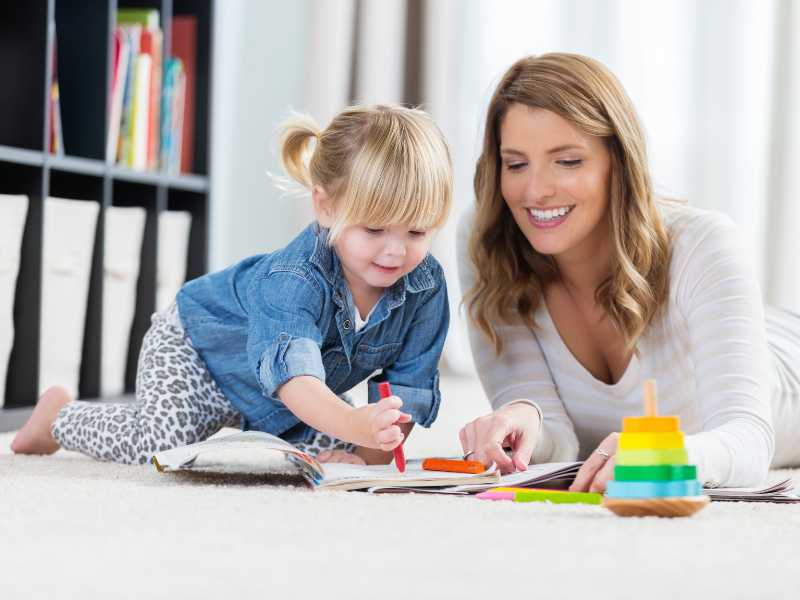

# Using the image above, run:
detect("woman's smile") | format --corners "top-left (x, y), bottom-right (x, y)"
top-left (526, 204), bottom-right (576, 229)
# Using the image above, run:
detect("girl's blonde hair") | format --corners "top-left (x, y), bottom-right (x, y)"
top-left (279, 104), bottom-right (452, 242)
top-left (467, 53), bottom-right (671, 354)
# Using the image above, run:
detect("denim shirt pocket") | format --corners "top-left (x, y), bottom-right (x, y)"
top-left (353, 342), bottom-right (402, 371)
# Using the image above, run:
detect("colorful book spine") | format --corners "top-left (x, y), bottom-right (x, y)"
top-left (117, 23), bottom-right (141, 166)
top-left (116, 8), bottom-right (159, 29)
top-left (106, 27), bottom-right (130, 163)
top-left (170, 16), bottom-right (197, 173)
top-left (49, 30), bottom-right (63, 155)
top-left (139, 28), bottom-right (162, 170)
top-left (129, 53), bottom-right (151, 171)
top-left (112, 9), bottom-right (164, 171)
top-left (160, 58), bottom-right (184, 174)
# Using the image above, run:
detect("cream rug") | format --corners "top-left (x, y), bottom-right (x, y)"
top-left (2, 375), bottom-right (799, 600)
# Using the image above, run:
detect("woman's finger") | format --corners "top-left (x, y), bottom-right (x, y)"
top-left (570, 433), bottom-right (619, 491)
top-left (475, 416), bottom-right (515, 472)
top-left (510, 429), bottom-right (536, 472)
top-left (460, 421), bottom-right (477, 457)
top-left (589, 456), bottom-right (616, 493)
top-left (570, 452), bottom-right (608, 492)
top-left (480, 440), bottom-right (514, 473)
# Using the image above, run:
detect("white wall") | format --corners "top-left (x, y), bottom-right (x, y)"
top-left (209, 0), bottom-right (311, 270)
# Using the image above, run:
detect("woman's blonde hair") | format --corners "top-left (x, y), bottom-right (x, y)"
top-left (467, 53), bottom-right (671, 354)
top-left (279, 104), bottom-right (452, 242)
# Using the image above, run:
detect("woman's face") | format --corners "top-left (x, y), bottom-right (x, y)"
top-left (499, 103), bottom-right (612, 261)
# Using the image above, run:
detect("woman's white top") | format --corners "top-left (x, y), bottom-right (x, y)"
top-left (457, 201), bottom-right (800, 487)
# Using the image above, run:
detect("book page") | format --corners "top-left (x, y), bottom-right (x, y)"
top-left (318, 459), bottom-right (499, 491)
top-left (151, 431), bottom-right (324, 484)
top-left (445, 461), bottom-right (583, 493)
top-left (704, 478), bottom-right (799, 502)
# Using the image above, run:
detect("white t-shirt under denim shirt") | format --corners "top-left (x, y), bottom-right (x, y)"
top-left (457, 201), bottom-right (800, 488)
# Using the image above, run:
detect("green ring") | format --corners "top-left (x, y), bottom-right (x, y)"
top-left (614, 464), bottom-right (697, 482)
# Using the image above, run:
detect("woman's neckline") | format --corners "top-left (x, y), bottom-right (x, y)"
top-left (538, 299), bottom-right (641, 394)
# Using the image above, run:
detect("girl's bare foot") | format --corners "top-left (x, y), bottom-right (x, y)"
top-left (316, 449), bottom-right (366, 465)
top-left (10, 386), bottom-right (72, 455)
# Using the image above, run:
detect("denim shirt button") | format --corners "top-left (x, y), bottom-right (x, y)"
top-left (343, 319), bottom-right (352, 331)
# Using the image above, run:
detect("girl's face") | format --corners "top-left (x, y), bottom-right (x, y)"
top-left (498, 103), bottom-right (612, 261)
top-left (333, 224), bottom-right (434, 294)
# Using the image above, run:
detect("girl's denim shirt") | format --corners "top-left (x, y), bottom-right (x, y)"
top-left (176, 223), bottom-right (449, 444)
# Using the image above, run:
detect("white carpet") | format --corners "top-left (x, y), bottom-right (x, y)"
top-left (2, 375), bottom-right (799, 600)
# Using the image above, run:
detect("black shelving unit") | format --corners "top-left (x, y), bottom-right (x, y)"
top-left (0, 0), bottom-right (214, 431)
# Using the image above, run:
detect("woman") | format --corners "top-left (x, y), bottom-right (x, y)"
top-left (457, 53), bottom-right (800, 490)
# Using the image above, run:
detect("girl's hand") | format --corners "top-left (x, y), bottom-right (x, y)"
top-left (569, 432), bottom-right (619, 493)
top-left (354, 395), bottom-right (412, 451)
top-left (458, 402), bottom-right (542, 474)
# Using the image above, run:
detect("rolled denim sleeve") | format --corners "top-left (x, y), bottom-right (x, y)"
top-left (258, 335), bottom-right (326, 399)
top-left (246, 270), bottom-right (326, 400)
top-left (367, 274), bottom-right (449, 427)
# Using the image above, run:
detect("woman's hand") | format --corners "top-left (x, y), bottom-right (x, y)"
top-left (569, 432), bottom-right (619, 493)
top-left (353, 395), bottom-right (412, 451)
top-left (458, 402), bottom-right (542, 474)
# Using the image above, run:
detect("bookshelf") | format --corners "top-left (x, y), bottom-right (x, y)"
top-left (0, 0), bottom-right (214, 431)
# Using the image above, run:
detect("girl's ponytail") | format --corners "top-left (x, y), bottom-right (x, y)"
top-left (279, 114), bottom-right (321, 188)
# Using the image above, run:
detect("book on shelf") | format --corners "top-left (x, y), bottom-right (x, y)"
top-left (49, 31), bottom-right (63, 155)
top-left (107, 9), bottom-right (195, 174)
top-left (106, 27), bottom-right (130, 163)
top-left (116, 8), bottom-right (159, 30)
top-left (116, 9), bottom-right (158, 171)
top-left (115, 22), bottom-right (140, 167)
top-left (161, 58), bottom-right (186, 175)
top-left (151, 431), bottom-right (502, 492)
top-left (171, 15), bottom-right (197, 174)
top-left (129, 52), bottom-right (152, 170)
top-left (140, 27), bottom-right (163, 171)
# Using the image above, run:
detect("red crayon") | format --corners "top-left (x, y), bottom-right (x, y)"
top-left (378, 381), bottom-right (406, 473)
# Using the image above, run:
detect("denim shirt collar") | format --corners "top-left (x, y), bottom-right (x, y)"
top-left (308, 223), bottom-right (436, 309)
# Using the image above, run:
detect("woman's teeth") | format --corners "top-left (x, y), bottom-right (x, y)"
top-left (528, 205), bottom-right (574, 221)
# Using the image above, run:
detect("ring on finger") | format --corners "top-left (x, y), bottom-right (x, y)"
top-left (594, 448), bottom-right (611, 461)
top-left (463, 450), bottom-right (476, 460)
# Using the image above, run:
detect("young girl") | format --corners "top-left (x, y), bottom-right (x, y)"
top-left (456, 53), bottom-right (800, 489)
top-left (12, 104), bottom-right (453, 466)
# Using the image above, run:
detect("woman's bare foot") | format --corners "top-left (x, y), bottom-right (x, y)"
top-left (10, 386), bottom-right (72, 455)
top-left (316, 449), bottom-right (366, 465)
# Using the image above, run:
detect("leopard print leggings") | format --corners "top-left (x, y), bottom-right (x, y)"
top-left (51, 303), bottom-right (354, 464)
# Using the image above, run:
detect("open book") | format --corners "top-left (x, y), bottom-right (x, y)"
top-left (151, 431), bottom-right (501, 492)
top-left (704, 479), bottom-right (799, 503)
top-left (152, 432), bottom-right (798, 501)
top-left (369, 462), bottom-right (583, 494)
top-left (370, 464), bottom-right (799, 502)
